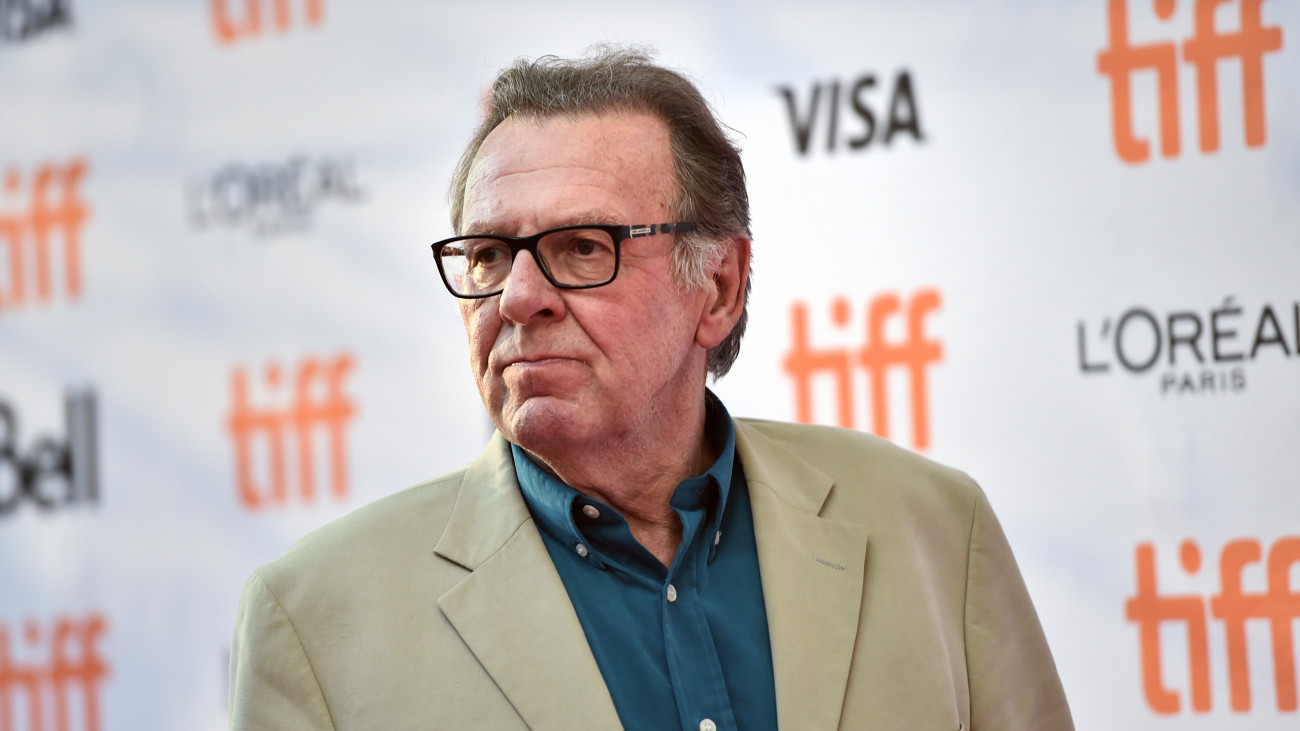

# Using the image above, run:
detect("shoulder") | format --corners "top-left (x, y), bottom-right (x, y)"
top-left (251, 466), bottom-right (470, 601)
top-left (734, 417), bottom-right (984, 527)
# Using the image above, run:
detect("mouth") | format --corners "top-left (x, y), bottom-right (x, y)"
top-left (500, 355), bottom-right (577, 372)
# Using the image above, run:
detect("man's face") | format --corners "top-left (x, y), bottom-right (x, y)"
top-left (458, 112), bottom-right (714, 459)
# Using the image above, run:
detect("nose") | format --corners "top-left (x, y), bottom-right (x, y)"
top-left (498, 250), bottom-right (566, 324)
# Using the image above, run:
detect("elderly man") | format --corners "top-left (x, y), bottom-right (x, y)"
top-left (230, 48), bottom-right (1074, 730)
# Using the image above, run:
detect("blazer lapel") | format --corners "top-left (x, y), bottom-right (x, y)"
top-left (735, 420), bottom-right (870, 731)
top-left (434, 434), bottom-right (623, 731)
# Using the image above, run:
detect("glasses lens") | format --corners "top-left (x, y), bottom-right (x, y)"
top-left (437, 227), bottom-right (620, 296)
top-left (537, 228), bottom-right (617, 287)
top-left (439, 238), bottom-right (511, 296)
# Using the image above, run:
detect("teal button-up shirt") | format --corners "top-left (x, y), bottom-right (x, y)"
top-left (513, 396), bottom-right (778, 731)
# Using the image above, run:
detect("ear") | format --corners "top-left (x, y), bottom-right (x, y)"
top-left (696, 236), bottom-right (750, 350)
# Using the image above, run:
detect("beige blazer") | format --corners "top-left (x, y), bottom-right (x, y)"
top-left (230, 418), bottom-right (1074, 730)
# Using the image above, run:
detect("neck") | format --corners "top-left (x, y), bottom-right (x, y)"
top-left (522, 390), bottom-right (717, 567)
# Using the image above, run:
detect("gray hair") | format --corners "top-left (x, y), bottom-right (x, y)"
top-left (448, 45), bottom-right (751, 379)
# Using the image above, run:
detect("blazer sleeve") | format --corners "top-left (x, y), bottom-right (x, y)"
top-left (229, 571), bottom-right (336, 730)
top-left (964, 486), bottom-right (1075, 730)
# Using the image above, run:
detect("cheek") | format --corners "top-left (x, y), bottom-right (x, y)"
top-left (596, 301), bottom-right (695, 369)
top-left (460, 304), bottom-right (498, 366)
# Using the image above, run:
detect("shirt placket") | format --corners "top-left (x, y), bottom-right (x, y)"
top-left (661, 504), bottom-right (738, 731)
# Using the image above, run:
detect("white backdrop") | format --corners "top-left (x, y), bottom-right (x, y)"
top-left (0, 1), bottom-right (1296, 728)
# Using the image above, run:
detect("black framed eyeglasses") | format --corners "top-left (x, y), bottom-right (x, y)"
top-left (430, 222), bottom-right (696, 299)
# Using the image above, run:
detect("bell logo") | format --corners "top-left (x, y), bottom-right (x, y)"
top-left (784, 291), bottom-right (942, 451)
top-left (211, 0), bottom-right (323, 45)
top-left (0, 390), bottom-right (99, 518)
top-left (0, 159), bottom-right (91, 313)
top-left (226, 353), bottom-right (356, 510)
top-left (1097, 0), bottom-right (1284, 164)
top-left (0, 613), bottom-right (110, 731)
top-left (0, 0), bottom-right (73, 44)
top-left (1126, 537), bottom-right (1300, 715)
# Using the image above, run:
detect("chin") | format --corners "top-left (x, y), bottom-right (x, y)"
top-left (499, 396), bottom-right (595, 451)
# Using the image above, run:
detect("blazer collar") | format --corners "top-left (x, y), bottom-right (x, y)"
top-left (735, 419), bottom-right (871, 731)
top-left (433, 432), bottom-right (530, 571)
top-left (433, 423), bottom-right (870, 731)
top-left (433, 432), bottom-right (624, 730)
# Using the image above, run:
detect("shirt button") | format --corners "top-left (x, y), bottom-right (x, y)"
top-left (581, 504), bottom-right (601, 519)
top-left (699, 719), bottom-right (717, 731)
top-left (575, 543), bottom-right (589, 558)
top-left (666, 584), bottom-right (678, 603)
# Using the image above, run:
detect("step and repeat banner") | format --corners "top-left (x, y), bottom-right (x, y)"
top-left (1, 1), bottom-right (1296, 728)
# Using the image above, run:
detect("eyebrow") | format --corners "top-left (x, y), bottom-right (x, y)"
top-left (461, 211), bottom-right (623, 237)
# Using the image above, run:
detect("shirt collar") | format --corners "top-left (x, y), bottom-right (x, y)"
top-left (513, 392), bottom-right (737, 564)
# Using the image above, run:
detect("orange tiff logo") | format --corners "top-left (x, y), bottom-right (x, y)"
top-left (0, 613), bottom-right (109, 731)
top-left (784, 291), bottom-right (942, 451)
top-left (1126, 537), bottom-right (1300, 715)
top-left (226, 353), bottom-right (356, 510)
top-left (1097, 0), bottom-right (1284, 164)
top-left (0, 159), bottom-right (90, 314)
top-left (212, 0), bottom-right (323, 45)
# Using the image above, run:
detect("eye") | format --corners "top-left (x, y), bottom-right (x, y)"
top-left (465, 240), bottom-right (509, 268)
top-left (571, 237), bottom-right (601, 257)
top-left (558, 231), bottom-right (615, 259)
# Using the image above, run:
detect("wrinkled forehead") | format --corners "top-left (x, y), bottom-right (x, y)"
top-left (460, 111), bottom-right (678, 232)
